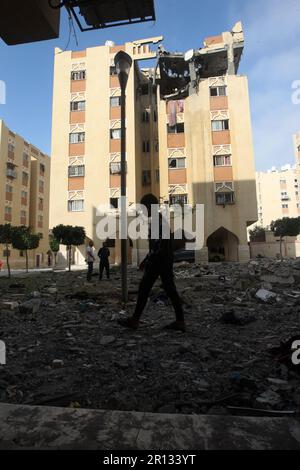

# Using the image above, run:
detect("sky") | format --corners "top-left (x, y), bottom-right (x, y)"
top-left (0, 0), bottom-right (299, 171)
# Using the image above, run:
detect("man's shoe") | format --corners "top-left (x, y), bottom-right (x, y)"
top-left (118, 317), bottom-right (139, 330)
top-left (164, 321), bottom-right (186, 333)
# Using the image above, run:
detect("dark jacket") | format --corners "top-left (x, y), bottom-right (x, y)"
top-left (98, 247), bottom-right (110, 263)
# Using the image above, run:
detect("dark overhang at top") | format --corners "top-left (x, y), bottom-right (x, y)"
top-left (68, 0), bottom-right (156, 32)
top-left (0, 0), bottom-right (156, 45)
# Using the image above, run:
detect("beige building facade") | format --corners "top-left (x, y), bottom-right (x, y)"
top-left (50, 23), bottom-right (257, 265)
top-left (255, 164), bottom-right (300, 228)
top-left (0, 119), bottom-right (50, 268)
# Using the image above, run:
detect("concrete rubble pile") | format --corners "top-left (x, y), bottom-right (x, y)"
top-left (0, 258), bottom-right (299, 416)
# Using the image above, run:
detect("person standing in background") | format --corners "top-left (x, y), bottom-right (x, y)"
top-left (86, 241), bottom-right (96, 282)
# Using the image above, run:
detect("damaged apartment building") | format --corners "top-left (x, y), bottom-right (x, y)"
top-left (50, 22), bottom-right (257, 265)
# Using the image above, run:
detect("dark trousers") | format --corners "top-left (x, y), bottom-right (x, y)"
top-left (133, 261), bottom-right (184, 322)
top-left (99, 261), bottom-right (110, 279)
top-left (87, 262), bottom-right (94, 281)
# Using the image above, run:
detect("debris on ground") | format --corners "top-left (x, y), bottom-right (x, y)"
top-left (0, 259), bottom-right (300, 416)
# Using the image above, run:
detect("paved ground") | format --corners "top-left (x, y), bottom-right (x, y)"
top-left (0, 403), bottom-right (299, 450)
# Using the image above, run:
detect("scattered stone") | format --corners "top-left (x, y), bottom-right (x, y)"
top-left (19, 299), bottom-right (41, 315)
top-left (52, 359), bottom-right (64, 368)
top-left (100, 336), bottom-right (116, 346)
top-left (255, 289), bottom-right (277, 303)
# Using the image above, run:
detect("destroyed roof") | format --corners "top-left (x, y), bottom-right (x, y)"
top-left (156, 22), bottom-right (244, 100)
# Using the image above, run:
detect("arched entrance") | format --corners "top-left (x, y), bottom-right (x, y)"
top-left (207, 227), bottom-right (239, 262)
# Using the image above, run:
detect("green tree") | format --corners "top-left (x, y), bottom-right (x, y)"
top-left (0, 224), bottom-right (14, 278)
top-left (249, 226), bottom-right (267, 242)
top-left (12, 227), bottom-right (40, 273)
top-left (52, 225), bottom-right (86, 271)
top-left (270, 217), bottom-right (300, 260)
top-left (49, 237), bottom-right (60, 266)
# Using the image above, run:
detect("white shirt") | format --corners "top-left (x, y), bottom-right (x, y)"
top-left (86, 246), bottom-right (95, 263)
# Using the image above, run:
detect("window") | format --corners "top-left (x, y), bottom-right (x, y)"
top-left (70, 101), bottom-right (86, 111)
top-left (38, 215), bottom-right (44, 227)
top-left (22, 172), bottom-right (29, 186)
top-left (106, 238), bottom-right (116, 248)
top-left (110, 66), bottom-right (117, 76)
top-left (143, 141), bottom-right (150, 153)
top-left (39, 198), bottom-right (44, 210)
top-left (170, 194), bottom-right (188, 206)
top-left (8, 143), bottom-right (15, 153)
top-left (6, 185), bottom-right (13, 194)
top-left (20, 251), bottom-right (24, 258)
top-left (216, 193), bottom-right (235, 205)
top-left (110, 96), bottom-right (121, 108)
top-left (280, 179), bottom-right (287, 185)
top-left (39, 180), bottom-right (44, 193)
top-left (71, 70), bottom-right (86, 80)
top-left (210, 86), bottom-right (227, 97)
top-left (6, 162), bottom-right (17, 179)
top-left (110, 162), bottom-right (125, 174)
top-left (168, 157), bottom-right (186, 169)
top-left (211, 120), bottom-right (229, 131)
top-left (297, 204), bottom-right (300, 209)
top-left (155, 169), bottom-right (160, 182)
top-left (142, 170), bottom-right (151, 186)
top-left (110, 198), bottom-right (118, 209)
top-left (3, 249), bottom-right (11, 257)
top-left (153, 110), bottom-right (157, 122)
top-left (69, 132), bottom-right (85, 143)
top-left (21, 191), bottom-right (27, 200)
top-left (20, 211), bottom-right (26, 224)
top-left (40, 163), bottom-right (45, 176)
top-left (110, 129), bottom-right (121, 140)
top-left (68, 200), bottom-right (84, 212)
top-left (214, 155), bottom-right (232, 166)
top-left (282, 204), bottom-right (289, 209)
top-left (142, 110), bottom-right (150, 123)
top-left (5, 206), bottom-right (12, 215)
top-left (68, 165), bottom-right (85, 177)
top-left (167, 123), bottom-right (185, 134)
top-left (23, 152), bottom-right (29, 167)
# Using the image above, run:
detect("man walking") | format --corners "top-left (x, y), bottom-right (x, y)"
top-left (98, 242), bottom-right (110, 280)
top-left (118, 197), bottom-right (185, 332)
top-left (86, 240), bottom-right (95, 282)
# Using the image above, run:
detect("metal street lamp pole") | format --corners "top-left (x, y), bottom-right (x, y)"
top-left (114, 51), bottom-right (132, 303)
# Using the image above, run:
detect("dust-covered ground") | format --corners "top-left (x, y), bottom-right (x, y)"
top-left (0, 259), bottom-right (300, 416)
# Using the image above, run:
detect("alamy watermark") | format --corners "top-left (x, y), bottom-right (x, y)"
top-left (0, 341), bottom-right (6, 365)
top-left (95, 200), bottom-right (205, 251)
top-left (291, 80), bottom-right (300, 105)
top-left (0, 80), bottom-right (6, 105)
top-left (291, 339), bottom-right (300, 366)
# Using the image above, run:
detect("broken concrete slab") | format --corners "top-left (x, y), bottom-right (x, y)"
top-left (0, 404), bottom-right (299, 450)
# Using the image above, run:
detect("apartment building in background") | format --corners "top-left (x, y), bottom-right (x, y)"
top-left (0, 120), bottom-right (50, 268)
top-left (50, 22), bottom-right (257, 265)
top-left (294, 131), bottom-right (300, 172)
top-left (255, 164), bottom-right (300, 228)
